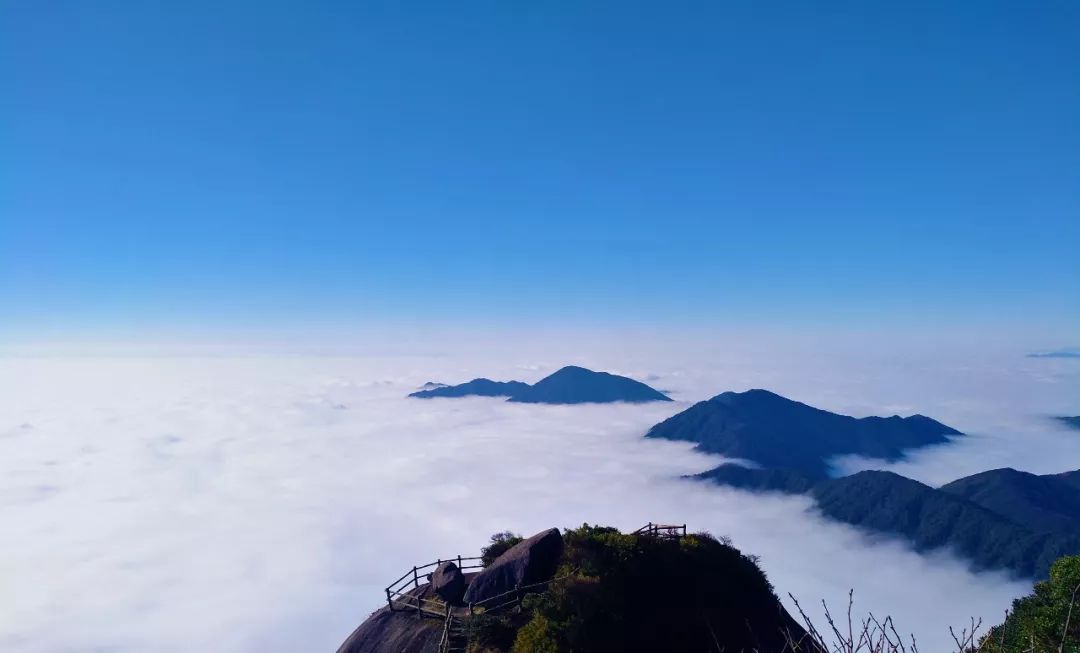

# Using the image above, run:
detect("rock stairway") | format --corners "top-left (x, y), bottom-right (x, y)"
top-left (440, 614), bottom-right (467, 653)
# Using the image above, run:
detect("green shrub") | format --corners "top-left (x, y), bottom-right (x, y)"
top-left (481, 531), bottom-right (524, 567)
top-left (511, 614), bottom-right (562, 653)
top-left (466, 612), bottom-right (519, 652)
top-left (980, 555), bottom-right (1080, 652)
top-left (490, 523), bottom-right (783, 651)
top-left (460, 523), bottom-right (795, 652)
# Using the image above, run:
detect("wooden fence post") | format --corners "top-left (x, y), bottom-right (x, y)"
top-left (386, 588), bottom-right (393, 611)
top-left (413, 566), bottom-right (419, 589)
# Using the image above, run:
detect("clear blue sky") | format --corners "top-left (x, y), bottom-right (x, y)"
top-left (3, 1), bottom-right (1078, 338)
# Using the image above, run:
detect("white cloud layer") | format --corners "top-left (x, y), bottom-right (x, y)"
top-left (1, 338), bottom-right (1077, 652)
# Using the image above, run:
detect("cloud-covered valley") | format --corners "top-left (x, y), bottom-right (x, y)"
top-left (2, 340), bottom-right (1077, 651)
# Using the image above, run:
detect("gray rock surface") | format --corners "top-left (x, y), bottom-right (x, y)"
top-left (335, 605), bottom-right (441, 653)
top-left (462, 528), bottom-right (563, 605)
top-left (430, 561), bottom-right (466, 604)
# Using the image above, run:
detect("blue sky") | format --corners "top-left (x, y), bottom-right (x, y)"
top-left (3, 1), bottom-right (1078, 339)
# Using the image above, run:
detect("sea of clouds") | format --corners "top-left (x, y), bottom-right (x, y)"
top-left (2, 334), bottom-right (1077, 651)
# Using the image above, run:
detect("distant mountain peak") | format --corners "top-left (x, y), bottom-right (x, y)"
top-left (713, 388), bottom-right (784, 401)
top-left (508, 366), bottom-right (672, 404)
top-left (1028, 349), bottom-right (1080, 359)
top-left (829, 468), bottom-right (930, 488)
top-left (692, 460), bottom-right (1080, 579)
top-left (946, 467), bottom-right (1030, 481)
top-left (810, 466), bottom-right (1080, 579)
top-left (1058, 416), bottom-right (1080, 430)
top-left (647, 389), bottom-right (960, 479)
top-left (408, 366), bottom-right (670, 404)
top-left (552, 365), bottom-right (591, 374)
top-left (940, 466), bottom-right (1080, 536)
top-left (671, 389), bottom-right (1079, 580)
top-left (408, 378), bottom-right (530, 399)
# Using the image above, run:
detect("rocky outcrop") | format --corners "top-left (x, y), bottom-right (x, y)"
top-left (336, 529), bottom-right (563, 653)
top-left (463, 528), bottom-right (563, 605)
top-left (334, 524), bottom-right (817, 653)
top-left (335, 606), bottom-right (441, 653)
top-left (429, 561), bottom-right (466, 604)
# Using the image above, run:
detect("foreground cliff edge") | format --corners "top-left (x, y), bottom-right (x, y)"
top-left (336, 523), bottom-right (813, 653)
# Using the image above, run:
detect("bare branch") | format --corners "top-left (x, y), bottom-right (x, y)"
top-left (1059, 582), bottom-right (1080, 653)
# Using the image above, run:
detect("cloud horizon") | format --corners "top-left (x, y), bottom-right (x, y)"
top-left (3, 339), bottom-right (1077, 651)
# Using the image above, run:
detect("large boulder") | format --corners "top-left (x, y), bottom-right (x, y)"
top-left (429, 561), bottom-right (466, 604)
top-left (463, 528), bottom-right (563, 606)
top-left (335, 605), bottom-right (441, 653)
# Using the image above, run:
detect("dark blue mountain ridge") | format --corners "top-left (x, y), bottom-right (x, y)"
top-left (661, 390), bottom-right (1080, 578)
top-left (1027, 350), bottom-right (1080, 358)
top-left (1054, 470), bottom-right (1080, 492)
top-left (940, 467), bottom-right (1080, 535)
top-left (646, 389), bottom-right (960, 479)
top-left (408, 366), bottom-right (671, 404)
top-left (507, 365), bottom-right (672, 404)
top-left (812, 470), bottom-right (1080, 579)
top-left (693, 464), bottom-right (818, 494)
top-left (1058, 416), bottom-right (1080, 430)
top-left (690, 464), bottom-right (1080, 578)
top-left (408, 379), bottom-right (530, 399)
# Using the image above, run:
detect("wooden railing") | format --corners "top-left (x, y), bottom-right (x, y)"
top-left (438, 573), bottom-right (576, 653)
top-left (437, 604), bottom-right (455, 653)
top-left (632, 522), bottom-right (687, 540)
top-left (465, 573), bottom-right (573, 615)
top-left (386, 556), bottom-right (573, 618)
top-left (392, 523), bottom-right (688, 617)
top-left (385, 555), bottom-right (484, 617)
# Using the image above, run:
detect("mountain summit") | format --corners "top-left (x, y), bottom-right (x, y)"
top-left (646, 389), bottom-right (959, 479)
top-left (507, 366), bottom-right (672, 404)
top-left (408, 379), bottom-right (530, 399)
top-left (939, 467), bottom-right (1080, 535)
top-left (336, 524), bottom-right (811, 653)
top-left (409, 366), bottom-right (671, 405)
